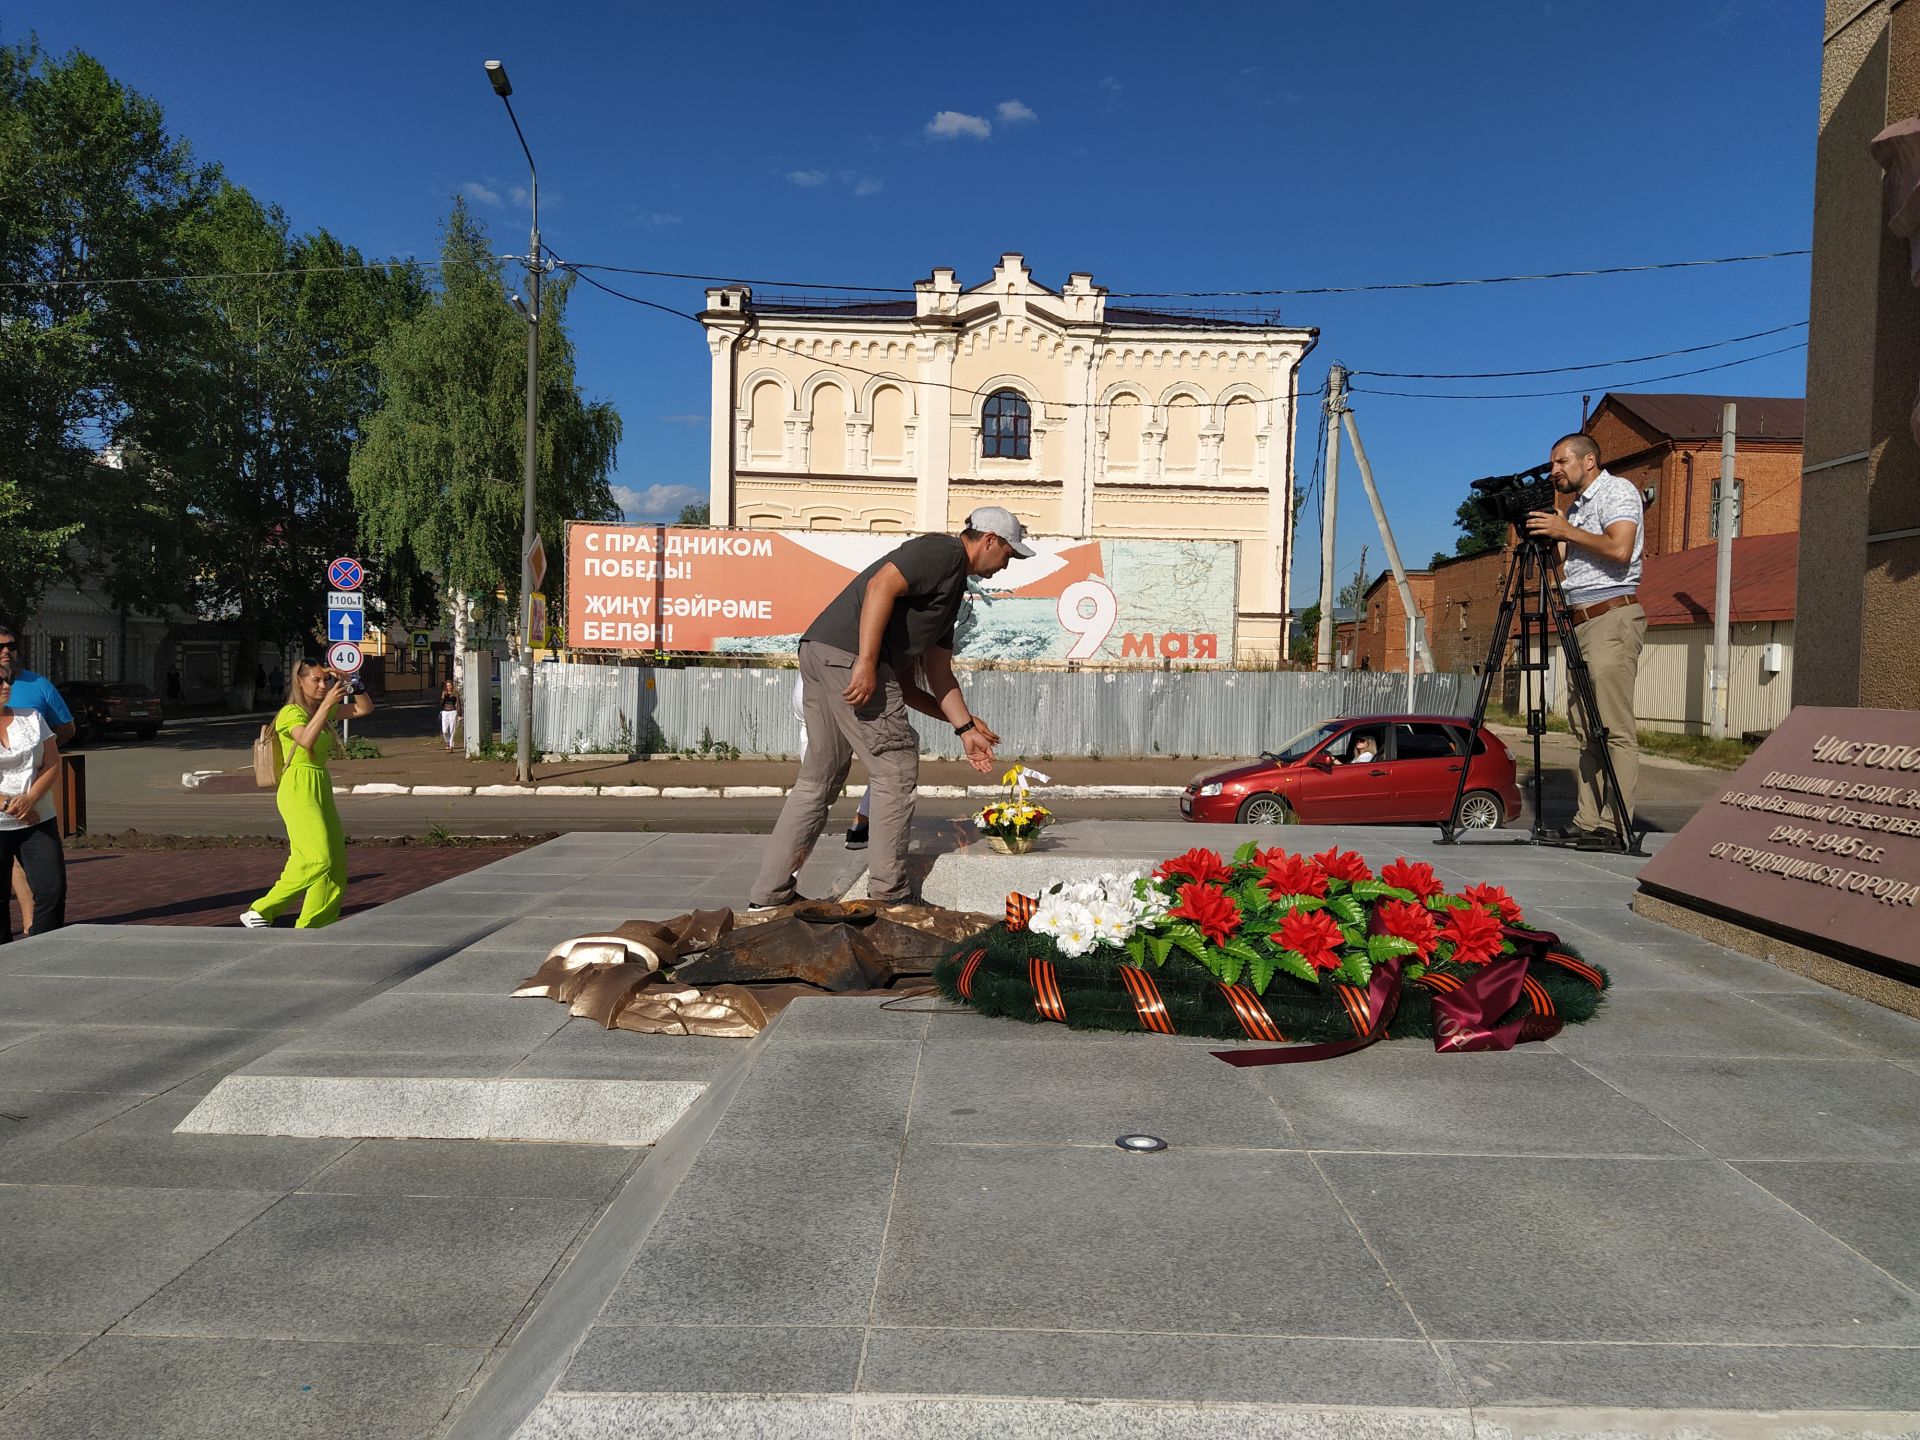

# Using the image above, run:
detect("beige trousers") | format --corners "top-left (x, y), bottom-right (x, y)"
top-left (1567, 601), bottom-right (1646, 832)
top-left (750, 641), bottom-right (921, 906)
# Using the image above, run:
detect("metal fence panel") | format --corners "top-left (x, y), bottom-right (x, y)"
top-left (498, 662), bottom-right (1470, 760)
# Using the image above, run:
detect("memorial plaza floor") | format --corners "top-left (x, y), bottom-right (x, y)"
top-left (0, 820), bottom-right (1916, 1439)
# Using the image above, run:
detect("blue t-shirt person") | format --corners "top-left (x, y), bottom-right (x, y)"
top-left (5, 670), bottom-right (74, 734)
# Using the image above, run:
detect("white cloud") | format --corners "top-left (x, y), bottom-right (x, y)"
top-left (461, 180), bottom-right (502, 206)
top-left (852, 175), bottom-right (885, 197)
top-left (785, 168), bottom-right (884, 197)
top-left (1095, 75), bottom-right (1123, 111)
top-left (632, 211), bottom-right (682, 229)
top-left (508, 185), bottom-right (529, 208)
top-left (614, 483), bottom-right (705, 520)
top-left (786, 169), bottom-right (830, 186)
top-left (926, 110), bottom-right (992, 141)
top-left (995, 99), bottom-right (1037, 125)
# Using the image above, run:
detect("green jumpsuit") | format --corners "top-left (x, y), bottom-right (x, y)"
top-left (250, 703), bottom-right (347, 928)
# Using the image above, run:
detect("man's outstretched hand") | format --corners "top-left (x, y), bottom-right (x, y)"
top-left (961, 727), bottom-right (997, 774)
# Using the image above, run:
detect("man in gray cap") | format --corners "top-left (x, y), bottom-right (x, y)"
top-left (749, 507), bottom-right (1031, 908)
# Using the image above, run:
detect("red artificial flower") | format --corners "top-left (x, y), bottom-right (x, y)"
top-left (1311, 846), bottom-right (1374, 884)
top-left (1380, 858), bottom-right (1445, 902)
top-left (1376, 899), bottom-right (1440, 961)
top-left (1274, 908), bottom-right (1347, 973)
top-left (1170, 881), bottom-right (1242, 948)
top-left (1155, 847), bottom-right (1232, 887)
top-left (1259, 852), bottom-right (1329, 900)
top-left (1461, 882), bottom-right (1524, 925)
top-left (1436, 904), bottom-right (1506, 966)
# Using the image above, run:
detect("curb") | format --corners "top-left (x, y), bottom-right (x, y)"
top-left (322, 782), bottom-right (1188, 800)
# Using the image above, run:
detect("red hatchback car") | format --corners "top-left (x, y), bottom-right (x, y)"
top-left (1181, 714), bottom-right (1522, 830)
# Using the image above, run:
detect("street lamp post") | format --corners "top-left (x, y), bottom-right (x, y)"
top-left (485, 59), bottom-right (541, 784)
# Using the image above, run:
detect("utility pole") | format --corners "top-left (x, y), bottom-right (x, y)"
top-left (1709, 402), bottom-right (1737, 740)
top-left (486, 60), bottom-right (543, 784)
top-left (1315, 364), bottom-right (1344, 671)
top-left (1340, 403), bottom-right (1436, 673)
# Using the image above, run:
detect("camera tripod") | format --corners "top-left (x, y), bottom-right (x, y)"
top-left (1437, 536), bottom-right (1644, 855)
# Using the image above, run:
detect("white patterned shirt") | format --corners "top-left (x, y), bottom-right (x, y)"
top-left (1560, 470), bottom-right (1643, 606)
top-left (0, 710), bottom-right (53, 831)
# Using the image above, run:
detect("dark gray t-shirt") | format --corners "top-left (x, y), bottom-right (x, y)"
top-left (804, 534), bottom-right (969, 664)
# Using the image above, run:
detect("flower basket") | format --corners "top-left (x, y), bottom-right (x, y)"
top-left (974, 764), bottom-right (1053, 854)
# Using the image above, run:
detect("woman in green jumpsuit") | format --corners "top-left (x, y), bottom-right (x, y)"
top-left (242, 661), bottom-right (374, 929)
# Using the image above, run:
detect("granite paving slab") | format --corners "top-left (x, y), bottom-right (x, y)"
top-left (1442, 1341), bottom-right (1920, 1411)
top-left (0, 1092), bottom-right (350, 1190)
top-left (0, 1334), bottom-right (488, 1440)
top-left (1316, 1153), bottom-right (1920, 1344)
top-left (0, 1332), bottom-right (89, 1408)
top-left (1573, 1056), bottom-right (1920, 1160)
top-left (0, 1023), bottom-right (274, 1095)
top-left (871, 1142), bottom-right (1421, 1337)
top-left (299, 1138), bottom-right (638, 1200)
top-left (121, 1191), bottom-right (597, 1345)
top-left (1736, 1161), bottom-right (1920, 1290)
top-left (1257, 1046), bottom-right (1701, 1156)
top-left (0, 1182), bottom-right (277, 1332)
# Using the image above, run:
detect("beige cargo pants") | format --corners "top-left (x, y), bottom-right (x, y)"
top-left (750, 641), bottom-right (921, 906)
top-left (1568, 601), bottom-right (1646, 833)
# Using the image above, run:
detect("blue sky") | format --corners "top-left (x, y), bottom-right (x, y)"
top-left (16, 0), bottom-right (1817, 602)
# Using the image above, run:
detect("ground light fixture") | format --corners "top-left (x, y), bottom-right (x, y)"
top-left (1114, 1134), bottom-right (1168, 1153)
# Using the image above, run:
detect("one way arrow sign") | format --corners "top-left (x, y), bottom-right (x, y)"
top-left (328, 609), bottom-right (365, 643)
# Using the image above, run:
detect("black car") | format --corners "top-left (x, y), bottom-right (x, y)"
top-left (61, 681), bottom-right (165, 742)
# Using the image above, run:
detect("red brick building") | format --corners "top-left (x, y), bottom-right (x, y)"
top-left (1583, 394), bottom-right (1804, 558)
top-left (1351, 569), bottom-right (1437, 673)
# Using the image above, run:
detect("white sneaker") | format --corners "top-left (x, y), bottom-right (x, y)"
top-left (239, 910), bottom-right (269, 929)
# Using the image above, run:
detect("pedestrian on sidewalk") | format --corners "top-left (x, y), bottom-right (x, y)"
top-left (438, 678), bottom-right (461, 750)
top-left (793, 672), bottom-right (871, 849)
top-left (0, 623), bottom-right (73, 937)
top-left (0, 671), bottom-right (66, 942)
top-left (749, 507), bottom-right (1025, 908)
top-left (241, 660), bottom-right (373, 929)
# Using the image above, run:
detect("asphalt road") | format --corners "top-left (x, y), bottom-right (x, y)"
top-left (72, 698), bottom-right (1727, 840)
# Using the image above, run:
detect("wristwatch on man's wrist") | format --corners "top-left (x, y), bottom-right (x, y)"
top-left (954, 719), bottom-right (977, 737)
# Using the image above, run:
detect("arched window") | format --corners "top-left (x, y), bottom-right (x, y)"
top-left (982, 389), bottom-right (1031, 460)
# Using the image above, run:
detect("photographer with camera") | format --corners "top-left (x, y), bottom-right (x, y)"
top-left (240, 659), bottom-right (373, 930)
top-left (1523, 433), bottom-right (1645, 847)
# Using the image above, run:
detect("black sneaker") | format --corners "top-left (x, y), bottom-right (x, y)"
top-left (844, 821), bottom-right (869, 851)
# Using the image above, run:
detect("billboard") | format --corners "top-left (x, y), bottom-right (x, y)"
top-left (565, 524), bottom-right (1238, 664)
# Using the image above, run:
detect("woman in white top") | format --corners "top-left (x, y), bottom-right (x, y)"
top-left (0, 673), bottom-right (66, 941)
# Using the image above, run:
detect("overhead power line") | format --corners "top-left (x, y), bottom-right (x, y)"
top-left (1347, 320), bottom-right (1809, 380)
top-left (563, 247), bottom-right (1810, 299)
top-left (0, 259), bottom-right (441, 290)
top-left (1346, 341), bottom-right (1809, 400)
top-left (556, 251), bottom-right (1324, 415)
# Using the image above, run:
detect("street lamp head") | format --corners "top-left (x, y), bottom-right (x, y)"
top-left (484, 60), bottom-right (512, 97)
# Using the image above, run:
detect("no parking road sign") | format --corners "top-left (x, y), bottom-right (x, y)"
top-left (328, 556), bottom-right (364, 591)
top-left (328, 641), bottom-right (363, 675)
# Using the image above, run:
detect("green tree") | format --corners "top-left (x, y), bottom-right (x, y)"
top-left (0, 38), bottom-right (216, 619)
top-left (1290, 602), bottom-right (1322, 666)
top-left (0, 477), bottom-right (79, 623)
top-left (125, 183), bottom-right (427, 696)
top-left (1448, 494), bottom-right (1511, 560)
top-left (350, 201), bottom-right (621, 640)
top-left (675, 500), bottom-right (710, 527)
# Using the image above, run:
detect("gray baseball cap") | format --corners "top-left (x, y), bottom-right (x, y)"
top-left (967, 505), bottom-right (1035, 558)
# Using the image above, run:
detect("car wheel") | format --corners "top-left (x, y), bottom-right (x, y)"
top-left (1455, 790), bottom-right (1503, 830)
top-left (1237, 793), bottom-right (1293, 826)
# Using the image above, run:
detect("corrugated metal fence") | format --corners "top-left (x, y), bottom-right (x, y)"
top-left (486, 659), bottom-right (1470, 760)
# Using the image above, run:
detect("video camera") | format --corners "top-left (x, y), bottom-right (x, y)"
top-left (1467, 465), bottom-right (1558, 531)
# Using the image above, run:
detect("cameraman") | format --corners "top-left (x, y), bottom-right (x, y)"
top-left (1524, 433), bottom-right (1645, 846)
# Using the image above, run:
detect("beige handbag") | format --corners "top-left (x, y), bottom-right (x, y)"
top-left (251, 723), bottom-right (281, 788)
